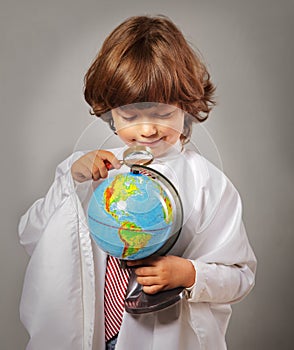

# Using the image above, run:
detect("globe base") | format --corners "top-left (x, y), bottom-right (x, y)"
top-left (124, 270), bottom-right (186, 314)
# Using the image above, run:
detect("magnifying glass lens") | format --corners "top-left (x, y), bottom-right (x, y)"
top-left (123, 146), bottom-right (153, 166)
top-left (104, 146), bottom-right (154, 170)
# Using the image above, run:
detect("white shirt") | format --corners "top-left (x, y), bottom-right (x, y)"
top-left (18, 144), bottom-right (256, 350)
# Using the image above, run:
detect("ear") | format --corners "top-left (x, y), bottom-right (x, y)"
top-left (181, 114), bottom-right (192, 143)
top-left (109, 118), bottom-right (117, 133)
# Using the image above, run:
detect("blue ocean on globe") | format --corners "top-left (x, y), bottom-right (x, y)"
top-left (87, 172), bottom-right (174, 260)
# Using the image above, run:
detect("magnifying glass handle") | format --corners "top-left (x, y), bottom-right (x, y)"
top-left (104, 159), bottom-right (123, 170)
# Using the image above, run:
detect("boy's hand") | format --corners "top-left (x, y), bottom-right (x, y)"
top-left (71, 150), bottom-right (121, 182)
top-left (127, 256), bottom-right (196, 295)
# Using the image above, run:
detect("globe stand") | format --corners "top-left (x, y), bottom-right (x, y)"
top-left (123, 165), bottom-right (185, 314)
top-left (124, 266), bottom-right (186, 314)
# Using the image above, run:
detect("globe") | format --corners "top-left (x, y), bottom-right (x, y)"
top-left (88, 170), bottom-right (179, 260)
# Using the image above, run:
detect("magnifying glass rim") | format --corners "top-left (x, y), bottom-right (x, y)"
top-left (123, 145), bottom-right (154, 166)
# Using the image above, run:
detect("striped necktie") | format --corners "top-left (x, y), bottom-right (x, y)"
top-left (104, 255), bottom-right (131, 342)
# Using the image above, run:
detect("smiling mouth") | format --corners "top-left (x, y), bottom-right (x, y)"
top-left (135, 138), bottom-right (164, 147)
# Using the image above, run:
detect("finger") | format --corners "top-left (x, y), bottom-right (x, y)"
top-left (82, 157), bottom-right (102, 181)
top-left (77, 161), bottom-right (95, 182)
top-left (92, 169), bottom-right (101, 181)
top-left (97, 151), bottom-right (121, 170)
top-left (134, 266), bottom-right (157, 277)
top-left (90, 161), bottom-right (101, 181)
top-left (143, 285), bottom-right (163, 295)
top-left (90, 154), bottom-right (108, 179)
top-left (82, 166), bottom-right (95, 181)
top-left (73, 168), bottom-right (92, 182)
top-left (136, 275), bottom-right (160, 287)
top-left (92, 151), bottom-right (120, 178)
top-left (95, 158), bottom-right (108, 179)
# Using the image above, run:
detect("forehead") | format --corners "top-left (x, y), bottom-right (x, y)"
top-left (117, 103), bottom-right (177, 114)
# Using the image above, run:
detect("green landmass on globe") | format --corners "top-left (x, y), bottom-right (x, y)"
top-left (119, 221), bottom-right (152, 259)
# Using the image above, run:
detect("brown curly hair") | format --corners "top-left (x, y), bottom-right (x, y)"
top-left (84, 15), bottom-right (216, 143)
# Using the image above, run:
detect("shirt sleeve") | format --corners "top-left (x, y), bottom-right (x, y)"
top-left (18, 152), bottom-right (84, 255)
top-left (185, 159), bottom-right (257, 304)
top-left (187, 254), bottom-right (256, 304)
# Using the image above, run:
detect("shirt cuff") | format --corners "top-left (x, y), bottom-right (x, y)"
top-left (185, 260), bottom-right (208, 302)
top-left (185, 259), bottom-right (197, 299)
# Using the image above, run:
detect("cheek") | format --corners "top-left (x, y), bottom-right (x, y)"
top-left (116, 127), bottom-right (135, 142)
top-left (167, 129), bottom-right (182, 143)
top-left (176, 113), bottom-right (185, 132)
top-left (165, 118), bottom-right (184, 138)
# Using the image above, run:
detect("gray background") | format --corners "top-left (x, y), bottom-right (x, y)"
top-left (1, 0), bottom-right (293, 349)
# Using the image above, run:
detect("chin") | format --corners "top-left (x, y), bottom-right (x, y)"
top-left (150, 144), bottom-right (172, 157)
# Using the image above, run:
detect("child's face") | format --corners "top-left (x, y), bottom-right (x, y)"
top-left (112, 104), bottom-right (185, 157)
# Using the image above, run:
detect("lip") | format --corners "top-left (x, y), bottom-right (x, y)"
top-left (135, 138), bottom-right (164, 147)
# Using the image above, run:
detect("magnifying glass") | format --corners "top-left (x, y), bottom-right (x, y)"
top-left (104, 145), bottom-right (154, 169)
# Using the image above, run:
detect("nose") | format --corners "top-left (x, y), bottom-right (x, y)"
top-left (138, 122), bottom-right (158, 138)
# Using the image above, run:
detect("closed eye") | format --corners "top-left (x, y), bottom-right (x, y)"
top-left (157, 112), bottom-right (172, 118)
top-left (153, 111), bottom-right (175, 119)
top-left (118, 113), bottom-right (138, 121)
